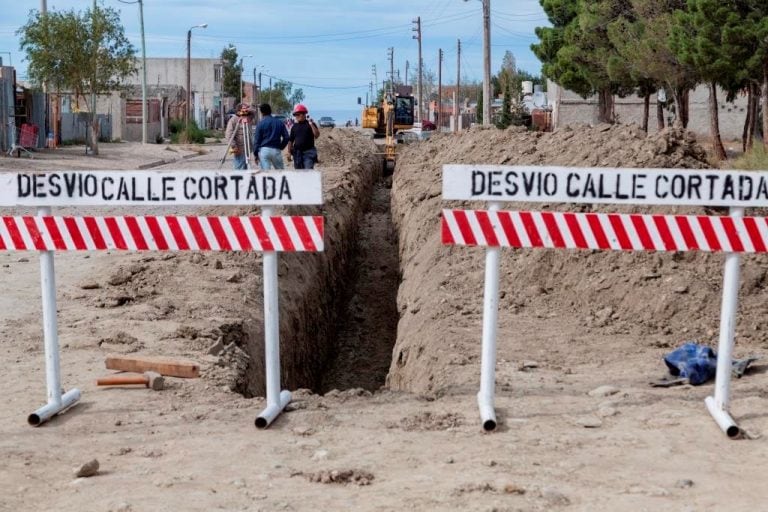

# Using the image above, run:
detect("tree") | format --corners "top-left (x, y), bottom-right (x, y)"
top-left (497, 80), bottom-right (512, 129)
top-left (221, 46), bottom-right (240, 99)
top-left (476, 89), bottom-right (483, 124)
top-left (18, 4), bottom-right (136, 155)
top-left (263, 80), bottom-right (304, 114)
top-left (497, 50), bottom-right (517, 97)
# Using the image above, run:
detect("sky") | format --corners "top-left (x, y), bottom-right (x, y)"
top-left (0, 0), bottom-right (550, 112)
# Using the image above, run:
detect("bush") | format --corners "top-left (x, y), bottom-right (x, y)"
top-left (169, 119), bottom-right (205, 144)
top-left (733, 143), bottom-right (768, 171)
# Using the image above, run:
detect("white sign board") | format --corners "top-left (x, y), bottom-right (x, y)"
top-left (1, 170), bottom-right (323, 206)
top-left (443, 165), bottom-right (768, 207)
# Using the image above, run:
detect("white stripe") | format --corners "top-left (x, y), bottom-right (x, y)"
top-left (664, 216), bottom-right (687, 251)
top-left (14, 217), bottom-right (36, 250)
top-left (596, 213), bottom-right (621, 250)
top-left (219, 217), bottom-right (241, 251)
top-left (465, 211), bottom-right (487, 246)
top-left (643, 216), bottom-right (666, 251)
top-left (510, 212), bottom-right (531, 247)
top-left (33, 216), bottom-right (56, 250)
top-left (0, 218), bottom-right (15, 250)
top-left (553, 212), bottom-right (576, 249)
top-left (755, 217), bottom-right (768, 252)
top-left (73, 216), bottom-right (96, 250)
top-left (135, 216), bottom-right (158, 251)
top-left (621, 215), bottom-right (643, 251)
top-left (688, 216), bottom-right (712, 252)
top-left (575, 213), bottom-right (597, 249)
top-left (443, 210), bottom-right (465, 245)
top-left (282, 217), bottom-right (305, 251)
top-left (94, 217), bottom-right (116, 250)
top-left (732, 217), bottom-right (754, 253)
top-left (489, 211), bottom-right (509, 247)
top-left (54, 217), bottom-right (75, 250)
top-left (197, 217), bottom-right (220, 251)
top-left (262, 216), bottom-right (283, 251)
top-left (531, 211), bottom-right (553, 248)
top-left (115, 217), bottom-right (138, 251)
top-left (711, 217), bottom-right (733, 252)
top-left (178, 218), bottom-right (200, 251)
top-left (303, 217), bottom-right (324, 251)
top-left (240, 217), bottom-right (263, 251)
top-left (156, 217), bottom-right (179, 251)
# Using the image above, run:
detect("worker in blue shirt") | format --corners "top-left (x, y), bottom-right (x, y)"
top-left (253, 103), bottom-right (290, 170)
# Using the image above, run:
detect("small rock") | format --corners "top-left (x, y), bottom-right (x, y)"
top-left (598, 406), bottom-right (618, 418)
top-left (445, 457), bottom-right (455, 464)
top-left (518, 360), bottom-right (539, 371)
top-left (292, 426), bottom-right (315, 437)
top-left (541, 487), bottom-right (570, 505)
top-left (214, 260), bottom-right (223, 270)
top-left (75, 459), bottom-right (99, 478)
top-left (675, 479), bottom-right (694, 489)
top-left (107, 268), bottom-right (133, 286)
top-left (226, 272), bottom-right (243, 283)
top-left (673, 286), bottom-right (689, 294)
top-left (190, 253), bottom-right (204, 264)
top-left (231, 479), bottom-right (246, 488)
top-left (588, 385), bottom-right (620, 397)
top-left (207, 337), bottom-right (225, 355)
top-left (311, 449), bottom-right (329, 461)
top-left (573, 415), bottom-right (602, 428)
top-left (79, 281), bottom-right (101, 290)
top-left (503, 483), bottom-right (526, 495)
top-left (17, 257), bottom-right (29, 263)
top-left (483, 459), bottom-right (498, 467)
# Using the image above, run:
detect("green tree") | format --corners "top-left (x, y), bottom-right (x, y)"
top-left (476, 89), bottom-right (483, 124)
top-left (18, 4), bottom-right (136, 155)
top-left (221, 45), bottom-right (240, 99)
top-left (497, 81), bottom-right (512, 129)
top-left (263, 80), bottom-right (304, 114)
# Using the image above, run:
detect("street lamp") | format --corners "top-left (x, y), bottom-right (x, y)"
top-left (186, 23), bottom-right (207, 136)
top-left (117, 0), bottom-right (148, 142)
top-left (239, 54), bottom-right (253, 103)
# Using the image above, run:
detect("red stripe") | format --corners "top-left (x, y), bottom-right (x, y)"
top-left (23, 217), bottom-right (47, 250)
top-left (743, 217), bottom-right (766, 253)
top-left (249, 217), bottom-right (274, 251)
top-left (630, 215), bottom-right (655, 250)
top-left (186, 216), bottom-right (211, 250)
top-left (476, 210), bottom-right (499, 246)
top-left (675, 216), bottom-right (699, 251)
top-left (0, 221), bottom-right (6, 250)
top-left (104, 217), bottom-right (128, 250)
top-left (165, 217), bottom-right (190, 250)
top-left (697, 216), bottom-right (722, 251)
top-left (292, 217), bottom-right (317, 251)
top-left (124, 216), bottom-right (149, 250)
top-left (83, 217), bottom-right (107, 250)
top-left (720, 216), bottom-right (744, 252)
top-left (4, 218), bottom-right (25, 249)
top-left (441, 213), bottom-right (455, 245)
top-left (519, 211), bottom-right (542, 247)
top-left (586, 214), bottom-right (610, 249)
top-left (229, 217), bottom-right (253, 251)
top-left (144, 216), bottom-right (169, 250)
top-left (43, 217), bottom-right (67, 250)
top-left (314, 216), bottom-right (324, 241)
top-left (271, 217), bottom-right (295, 251)
top-left (207, 217), bottom-right (232, 251)
top-left (63, 217), bottom-right (87, 250)
top-left (498, 212), bottom-right (521, 247)
top-left (652, 215), bottom-right (677, 251)
top-left (453, 210), bottom-right (477, 246)
top-left (607, 214), bottom-right (632, 250)
top-left (541, 211), bottom-right (565, 248)
top-left (564, 213), bottom-right (588, 249)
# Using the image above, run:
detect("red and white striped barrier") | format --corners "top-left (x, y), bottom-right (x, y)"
top-left (0, 215), bottom-right (324, 252)
top-left (442, 209), bottom-right (768, 253)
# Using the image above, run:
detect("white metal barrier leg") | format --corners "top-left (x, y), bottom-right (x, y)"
top-left (706, 207), bottom-right (743, 438)
top-left (478, 202), bottom-right (501, 431)
top-left (255, 206), bottom-right (292, 428)
top-left (28, 206), bottom-right (80, 426)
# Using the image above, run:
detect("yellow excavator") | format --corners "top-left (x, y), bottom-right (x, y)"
top-left (363, 88), bottom-right (415, 174)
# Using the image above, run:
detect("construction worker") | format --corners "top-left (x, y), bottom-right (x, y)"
top-left (224, 103), bottom-right (255, 170)
top-left (253, 103), bottom-right (290, 170)
top-left (286, 104), bottom-right (320, 169)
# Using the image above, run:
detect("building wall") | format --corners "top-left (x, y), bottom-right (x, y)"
top-left (549, 80), bottom-right (749, 141)
top-left (125, 58), bottom-right (223, 113)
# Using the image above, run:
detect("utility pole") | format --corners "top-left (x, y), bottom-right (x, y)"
top-left (437, 48), bottom-right (443, 128)
top-left (138, 0), bottom-right (147, 143)
top-left (405, 60), bottom-right (409, 89)
top-left (90, 0), bottom-right (98, 154)
top-left (455, 39), bottom-right (461, 132)
top-left (372, 64), bottom-right (378, 100)
top-left (412, 16), bottom-right (422, 122)
top-left (483, 0), bottom-right (491, 126)
top-left (387, 47), bottom-right (394, 97)
top-left (253, 67), bottom-right (257, 106)
top-left (369, 81), bottom-right (373, 106)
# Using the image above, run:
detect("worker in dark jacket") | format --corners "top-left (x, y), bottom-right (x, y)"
top-left (253, 103), bottom-right (290, 170)
top-left (286, 103), bottom-right (320, 169)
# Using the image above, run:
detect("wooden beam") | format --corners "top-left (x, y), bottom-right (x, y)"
top-left (105, 355), bottom-right (200, 378)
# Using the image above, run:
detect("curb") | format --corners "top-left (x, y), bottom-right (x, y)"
top-left (136, 152), bottom-right (200, 170)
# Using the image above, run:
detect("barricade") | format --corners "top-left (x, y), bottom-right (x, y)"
top-left (0, 170), bottom-right (323, 428)
top-left (442, 164), bottom-right (767, 437)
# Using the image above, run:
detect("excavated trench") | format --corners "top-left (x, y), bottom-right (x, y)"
top-left (231, 133), bottom-right (400, 397)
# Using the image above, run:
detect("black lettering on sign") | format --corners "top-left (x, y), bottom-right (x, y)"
top-left (632, 174), bottom-right (646, 199)
top-left (722, 175), bottom-right (735, 200)
top-left (584, 174), bottom-right (598, 198)
top-left (162, 176), bottom-right (175, 201)
top-left (655, 175), bottom-right (668, 199)
top-left (264, 176), bottom-right (276, 200)
top-left (102, 177), bottom-right (114, 200)
top-left (184, 177), bottom-right (196, 200)
top-left (17, 174), bottom-right (31, 197)
top-left (48, 174), bottom-right (61, 197)
top-left (687, 175), bottom-right (701, 200)
top-left (471, 170), bottom-right (486, 196)
top-left (33, 174), bottom-right (46, 198)
top-left (566, 173), bottom-right (580, 197)
top-left (504, 171), bottom-right (519, 195)
top-left (757, 177), bottom-right (768, 200)
top-left (488, 171), bottom-right (502, 196)
top-left (739, 175), bottom-right (753, 201)
top-left (130, 177), bottom-right (144, 201)
top-left (230, 175), bottom-right (243, 200)
top-left (247, 176), bottom-right (259, 200)
top-left (543, 173), bottom-right (557, 196)
top-left (84, 174), bottom-right (98, 197)
top-left (198, 177), bottom-right (212, 200)
top-left (705, 175), bottom-right (718, 200)
top-left (613, 174), bottom-right (628, 200)
top-left (64, 173), bottom-right (77, 197)
top-left (279, 176), bottom-right (291, 199)
top-left (117, 178), bottom-right (130, 200)
top-left (522, 172), bottom-right (536, 196)
top-left (215, 176), bottom-right (228, 200)
top-left (670, 175), bottom-right (685, 199)
top-left (146, 177), bottom-right (160, 201)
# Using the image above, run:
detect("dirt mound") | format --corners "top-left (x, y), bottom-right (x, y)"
top-left (388, 124), bottom-right (768, 394)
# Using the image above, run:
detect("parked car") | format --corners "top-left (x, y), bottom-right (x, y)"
top-left (318, 116), bottom-right (335, 128)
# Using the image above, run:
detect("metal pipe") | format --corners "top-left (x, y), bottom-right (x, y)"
top-left (478, 202), bottom-right (501, 431)
top-left (706, 206), bottom-right (743, 438)
top-left (482, 0), bottom-right (492, 126)
top-left (254, 206), bottom-right (291, 428)
top-left (29, 206), bottom-right (80, 426)
top-left (138, 0), bottom-right (147, 144)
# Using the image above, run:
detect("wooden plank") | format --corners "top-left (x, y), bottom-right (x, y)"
top-left (105, 355), bottom-right (200, 378)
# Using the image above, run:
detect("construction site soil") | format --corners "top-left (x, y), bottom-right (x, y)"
top-left (0, 125), bottom-right (766, 511)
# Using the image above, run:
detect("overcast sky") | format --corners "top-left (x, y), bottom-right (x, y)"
top-left (0, 0), bottom-right (549, 110)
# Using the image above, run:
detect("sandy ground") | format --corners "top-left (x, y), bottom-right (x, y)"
top-left (1, 134), bottom-right (767, 512)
